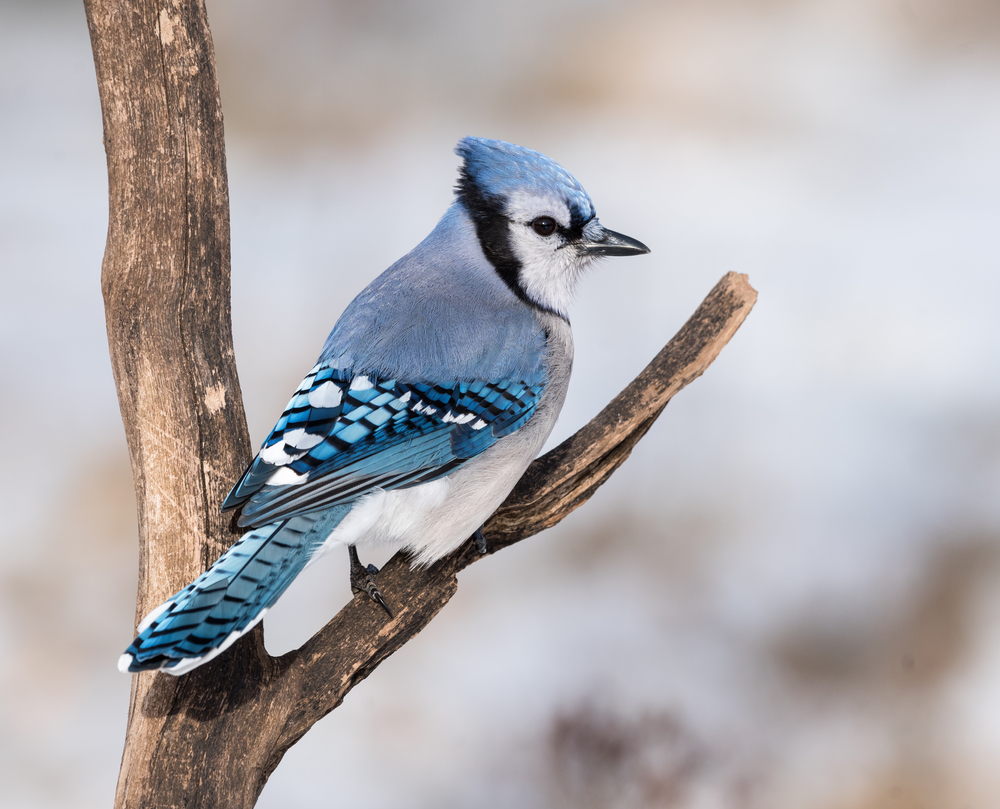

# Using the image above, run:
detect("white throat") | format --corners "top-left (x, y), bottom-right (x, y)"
top-left (502, 190), bottom-right (598, 319)
top-left (511, 236), bottom-right (591, 318)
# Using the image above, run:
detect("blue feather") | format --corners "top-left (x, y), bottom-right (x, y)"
top-left (455, 136), bottom-right (595, 228)
top-left (223, 371), bottom-right (544, 527)
top-left (121, 508), bottom-right (349, 673)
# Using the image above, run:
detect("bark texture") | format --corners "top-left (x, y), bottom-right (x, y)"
top-left (85, 2), bottom-right (757, 807)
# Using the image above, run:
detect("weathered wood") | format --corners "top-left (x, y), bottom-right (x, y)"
top-left (86, 2), bottom-right (757, 806)
top-left (84, 1), bottom-right (264, 806)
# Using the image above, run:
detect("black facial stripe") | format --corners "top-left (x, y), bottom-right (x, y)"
top-left (561, 209), bottom-right (594, 245)
top-left (567, 207), bottom-right (591, 237)
top-left (456, 171), bottom-right (555, 314)
top-left (557, 221), bottom-right (583, 244)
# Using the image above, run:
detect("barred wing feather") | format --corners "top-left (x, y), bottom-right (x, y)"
top-left (222, 364), bottom-right (545, 528)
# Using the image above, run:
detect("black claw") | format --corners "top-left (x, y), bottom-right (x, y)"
top-left (349, 545), bottom-right (393, 618)
top-left (473, 527), bottom-right (487, 555)
top-left (363, 583), bottom-right (393, 619)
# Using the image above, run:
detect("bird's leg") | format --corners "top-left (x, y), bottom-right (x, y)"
top-left (349, 545), bottom-right (393, 618)
top-left (473, 526), bottom-right (487, 555)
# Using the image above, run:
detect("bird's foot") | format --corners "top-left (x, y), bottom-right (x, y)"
top-left (349, 545), bottom-right (393, 618)
top-left (473, 527), bottom-right (487, 555)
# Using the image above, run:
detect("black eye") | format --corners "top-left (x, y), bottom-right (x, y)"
top-left (531, 216), bottom-right (557, 237)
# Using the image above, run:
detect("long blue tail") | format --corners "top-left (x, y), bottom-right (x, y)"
top-left (119, 508), bottom-right (348, 675)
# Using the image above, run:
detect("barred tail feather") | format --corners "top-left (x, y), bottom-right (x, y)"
top-left (119, 507), bottom-right (349, 675)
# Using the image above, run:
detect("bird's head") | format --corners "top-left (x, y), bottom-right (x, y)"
top-left (455, 136), bottom-right (649, 319)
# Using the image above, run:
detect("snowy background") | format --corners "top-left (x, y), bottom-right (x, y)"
top-left (2, 0), bottom-right (1000, 807)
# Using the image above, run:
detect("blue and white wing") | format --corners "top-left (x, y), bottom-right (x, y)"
top-left (121, 366), bottom-right (543, 674)
top-left (222, 363), bottom-right (545, 528)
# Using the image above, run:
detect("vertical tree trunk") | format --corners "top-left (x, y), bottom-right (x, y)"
top-left (85, 3), bottom-right (758, 807)
top-left (84, 1), bottom-right (273, 805)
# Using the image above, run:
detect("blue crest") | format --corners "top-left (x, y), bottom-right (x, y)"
top-left (455, 137), bottom-right (595, 226)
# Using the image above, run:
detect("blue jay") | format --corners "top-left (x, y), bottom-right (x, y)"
top-left (119, 137), bottom-right (649, 675)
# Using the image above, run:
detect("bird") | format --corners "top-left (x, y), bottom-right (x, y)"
top-left (119, 136), bottom-right (649, 675)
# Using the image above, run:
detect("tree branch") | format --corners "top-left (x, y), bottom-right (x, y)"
top-left (271, 272), bottom-right (756, 762)
top-left (488, 271), bottom-right (757, 548)
top-left (86, 1), bottom-right (757, 806)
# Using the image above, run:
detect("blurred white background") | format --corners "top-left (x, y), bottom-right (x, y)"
top-left (2, 0), bottom-right (999, 807)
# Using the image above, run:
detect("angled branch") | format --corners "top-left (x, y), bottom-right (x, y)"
top-left (488, 271), bottom-right (757, 547)
top-left (273, 272), bottom-right (757, 761)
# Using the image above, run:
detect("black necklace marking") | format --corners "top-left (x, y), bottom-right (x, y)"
top-left (456, 172), bottom-right (561, 317)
